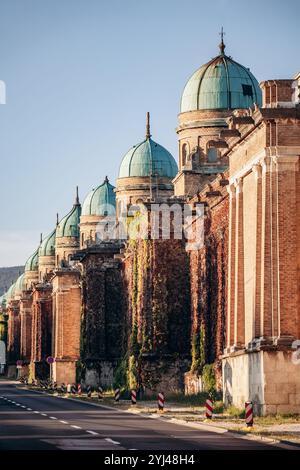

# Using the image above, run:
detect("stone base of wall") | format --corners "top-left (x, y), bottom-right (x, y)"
top-left (52, 359), bottom-right (76, 385)
top-left (7, 365), bottom-right (17, 379)
top-left (222, 349), bottom-right (300, 416)
top-left (83, 361), bottom-right (116, 388)
top-left (19, 364), bottom-right (29, 378)
top-left (141, 357), bottom-right (190, 394)
top-left (184, 371), bottom-right (203, 395)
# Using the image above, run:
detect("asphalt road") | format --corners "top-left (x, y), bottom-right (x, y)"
top-left (0, 379), bottom-right (286, 450)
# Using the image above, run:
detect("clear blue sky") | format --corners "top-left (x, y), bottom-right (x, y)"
top-left (0, 0), bottom-right (299, 266)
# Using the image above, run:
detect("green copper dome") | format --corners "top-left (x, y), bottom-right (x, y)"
top-left (56, 189), bottom-right (81, 238)
top-left (6, 282), bottom-right (16, 301)
top-left (181, 41), bottom-right (262, 112)
top-left (119, 137), bottom-right (178, 179)
top-left (39, 229), bottom-right (56, 257)
top-left (25, 248), bottom-right (39, 272)
top-left (15, 273), bottom-right (25, 295)
top-left (82, 177), bottom-right (116, 216)
top-left (119, 113), bottom-right (177, 179)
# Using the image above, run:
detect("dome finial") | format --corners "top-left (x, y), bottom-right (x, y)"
top-left (40, 233), bottom-right (43, 245)
top-left (56, 213), bottom-right (59, 226)
top-left (75, 185), bottom-right (80, 205)
top-left (104, 175), bottom-right (109, 183)
top-left (219, 26), bottom-right (226, 55)
top-left (146, 111), bottom-right (151, 139)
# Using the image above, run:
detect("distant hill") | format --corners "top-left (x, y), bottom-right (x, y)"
top-left (0, 266), bottom-right (24, 296)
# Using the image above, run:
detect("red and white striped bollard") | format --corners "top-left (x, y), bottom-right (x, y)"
top-left (131, 389), bottom-right (137, 405)
top-left (205, 398), bottom-right (213, 419)
top-left (77, 384), bottom-right (82, 395)
top-left (245, 401), bottom-right (254, 427)
top-left (158, 392), bottom-right (165, 411)
top-left (114, 388), bottom-right (120, 402)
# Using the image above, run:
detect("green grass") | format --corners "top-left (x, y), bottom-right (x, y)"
top-left (225, 405), bottom-right (245, 418)
top-left (254, 414), bottom-right (300, 426)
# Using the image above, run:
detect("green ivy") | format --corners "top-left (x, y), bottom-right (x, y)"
top-left (113, 355), bottom-right (128, 389)
top-left (202, 363), bottom-right (216, 393)
top-left (191, 325), bottom-right (206, 373)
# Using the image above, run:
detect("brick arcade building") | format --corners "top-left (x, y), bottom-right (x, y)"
top-left (1, 37), bottom-right (300, 414)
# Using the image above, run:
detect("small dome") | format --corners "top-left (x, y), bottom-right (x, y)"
top-left (119, 138), bottom-right (178, 179)
top-left (39, 229), bottom-right (56, 257)
top-left (56, 190), bottom-right (81, 239)
top-left (6, 283), bottom-right (16, 301)
top-left (15, 273), bottom-right (25, 295)
top-left (181, 42), bottom-right (262, 112)
top-left (82, 177), bottom-right (116, 216)
top-left (25, 248), bottom-right (39, 272)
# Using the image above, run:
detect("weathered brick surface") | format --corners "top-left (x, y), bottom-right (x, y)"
top-left (52, 270), bottom-right (81, 384)
top-left (19, 295), bottom-right (32, 362)
top-left (30, 285), bottom-right (52, 379)
top-left (7, 301), bottom-right (20, 363)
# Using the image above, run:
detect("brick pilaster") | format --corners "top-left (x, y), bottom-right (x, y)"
top-left (274, 154), bottom-right (299, 341)
top-left (20, 296), bottom-right (32, 362)
top-left (52, 270), bottom-right (81, 384)
top-left (252, 164), bottom-right (262, 339)
top-left (226, 183), bottom-right (236, 350)
top-left (234, 178), bottom-right (245, 348)
top-left (260, 155), bottom-right (273, 339)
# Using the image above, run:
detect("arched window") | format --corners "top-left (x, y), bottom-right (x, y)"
top-left (182, 143), bottom-right (189, 166)
top-left (207, 147), bottom-right (218, 162)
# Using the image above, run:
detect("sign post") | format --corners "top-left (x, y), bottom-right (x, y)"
top-left (0, 340), bottom-right (6, 374)
top-left (46, 356), bottom-right (55, 383)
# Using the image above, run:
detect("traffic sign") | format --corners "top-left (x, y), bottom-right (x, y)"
top-left (46, 356), bottom-right (55, 364)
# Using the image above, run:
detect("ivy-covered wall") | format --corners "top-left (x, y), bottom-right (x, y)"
top-left (79, 247), bottom-right (125, 386)
top-left (189, 176), bottom-right (229, 389)
top-left (122, 238), bottom-right (191, 392)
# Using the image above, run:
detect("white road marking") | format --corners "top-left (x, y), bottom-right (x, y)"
top-left (21, 406), bottom-right (26, 408)
top-left (49, 416), bottom-right (57, 420)
top-left (15, 404), bottom-right (21, 406)
top-left (60, 420), bottom-right (68, 424)
top-left (41, 413), bottom-right (47, 416)
top-left (105, 438), bottom-right (120, 445)
top-left (86, 430), bottom-right (99, 435)
top-left (34, 411), bottom-right (40, 414)
top-left (27, 408), bottom-right (32, 411)
top-left (71, 425), bottom-right (82, 430)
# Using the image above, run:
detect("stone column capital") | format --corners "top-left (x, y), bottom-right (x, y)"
top-left (227, 183), bottom-right (236, 197)
top-left (260, 155), bottom-right (272, 173)
top-left (252, 163), bottom-right (262, 179)
top-left (234, 177), bottom-right (243, 194)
